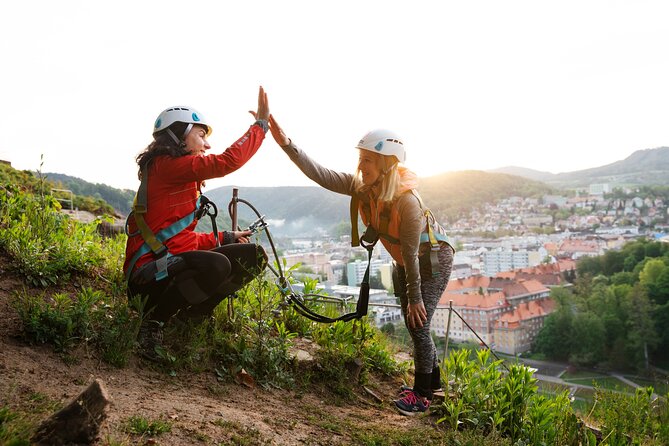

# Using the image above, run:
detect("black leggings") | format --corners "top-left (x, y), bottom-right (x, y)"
top-left (128, 243), bottom-right (267, 322)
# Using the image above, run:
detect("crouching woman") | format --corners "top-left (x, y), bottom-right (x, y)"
top-left (124, 88), bottom-right (270, 359)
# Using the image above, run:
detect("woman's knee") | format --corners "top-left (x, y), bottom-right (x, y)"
top-left (178, 250), bottom-right (232, 277)
top-left (214, 243), bottom-right (267, 274)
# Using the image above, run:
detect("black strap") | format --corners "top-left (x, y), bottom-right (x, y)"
top-left (289, 236), bottom-right (375, 323)
top-left (196, 195), bottom-right (220, 247)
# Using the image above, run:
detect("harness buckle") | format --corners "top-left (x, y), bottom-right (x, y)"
top-left (154, 252), bottom-right (171, 281)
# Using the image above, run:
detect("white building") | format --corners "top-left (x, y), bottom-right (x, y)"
top-left (346, 259), bottom-right (388, 287)
top-left (482, 249), bottom-right (530, 276)
top-left (589, 183), bottom-right (611, 195)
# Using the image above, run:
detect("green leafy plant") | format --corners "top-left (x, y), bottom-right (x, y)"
top-left (12, 287), bottom-right (142, 366)
top-left (12, 289), bottom-right (99, 353)
top-left (93, 294), bottom-right (144, 367)
top-left (435, 348), bottom-right (588, 444)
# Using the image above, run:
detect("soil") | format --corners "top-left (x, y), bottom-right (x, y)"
top-left (0, 255), bottom-right (435, 445)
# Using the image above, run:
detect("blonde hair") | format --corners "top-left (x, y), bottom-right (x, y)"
top-left (353, 151), bottom-right (400, 202)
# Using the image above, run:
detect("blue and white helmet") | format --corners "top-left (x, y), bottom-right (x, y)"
top-left (356, 129), bottom-right (406, 164)
top-left (153, 106), bottom-right (212, 142)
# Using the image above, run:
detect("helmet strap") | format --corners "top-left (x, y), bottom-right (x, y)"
top-left (381, 157), bottom-right (398, 176)
top-left (166, 123), bottom-right (193, 148)
top-left (166, 128), bottom-right (181, 146)
top-left (370, 171), bottom-right (386, 189)
top-left (183, 123), bottom-right (193, 139)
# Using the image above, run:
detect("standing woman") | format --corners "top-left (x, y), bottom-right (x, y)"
top-left (267, 115), bottom-right (454, 415)
top-left (124, 87), bottom-right (270, 360)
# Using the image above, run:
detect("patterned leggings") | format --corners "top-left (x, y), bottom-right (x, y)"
top-left (395, 243), bottom-right (454, 375)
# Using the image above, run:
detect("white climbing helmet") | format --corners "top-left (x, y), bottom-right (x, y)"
top-left (355, 129), bottom-right (406, 163)
top-left (153, 106), bottom-right (212, 140)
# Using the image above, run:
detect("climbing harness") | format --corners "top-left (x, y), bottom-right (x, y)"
top-left (228, 189), bottom-right (374, 324)
top-left (350, 190), bottom-right (451, 277)
top-left (124, 168), bottom-right (220, 282)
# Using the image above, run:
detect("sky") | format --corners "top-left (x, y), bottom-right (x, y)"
top-left (1, 0), bottom-right (668, 193)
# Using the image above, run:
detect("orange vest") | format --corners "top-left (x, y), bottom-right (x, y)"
top-left (358, 193), bottom-right (405, 265)
top-left (353, 190), bottom-right (452, 268)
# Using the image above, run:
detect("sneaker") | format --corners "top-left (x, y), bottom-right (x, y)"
top-left (394, 389), bottom-right (431, 416)
top-left (138, 320), bottom-right (164, 362)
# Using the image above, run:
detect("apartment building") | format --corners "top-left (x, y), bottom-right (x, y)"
top-left (482, 249), bottom-right (531, 276)
top-left (435, 274), bottom-right (554, 355)
top-left (493, 299), bottom-right (555, 354)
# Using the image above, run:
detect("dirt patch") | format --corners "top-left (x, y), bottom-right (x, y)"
top-left (0, 255), bottom-right (433, 445)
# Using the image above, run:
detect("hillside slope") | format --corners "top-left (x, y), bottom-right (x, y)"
top-left (0, 253), bottom-right (439, 445)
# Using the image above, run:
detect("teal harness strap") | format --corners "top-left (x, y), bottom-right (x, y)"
top-left (419, 232), bottom-right (451, 244)
top-left (125, 196), bottom-right (202, 282)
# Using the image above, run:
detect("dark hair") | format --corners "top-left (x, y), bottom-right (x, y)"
top-left (135, 122), bottom-right (189, 178)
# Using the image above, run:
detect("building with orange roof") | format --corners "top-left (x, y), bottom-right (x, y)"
top-left (489, 261), bottom-right (576, 288)
top-left (436, 273), bottom-right (557, 354)
top-left (494, 299), bottom-right (555, 354)
top-left (558, 238), bottom-right (603, 259)
top-left (544, 242), bottom-right (559, 257)
top-left (434, 291), bottom-right (510, 344)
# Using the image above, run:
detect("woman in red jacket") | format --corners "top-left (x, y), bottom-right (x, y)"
top-left (125, 87), bottom-right (269, 359)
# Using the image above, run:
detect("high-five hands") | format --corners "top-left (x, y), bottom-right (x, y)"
top-left (249, 86), bottom-right (269, 121)
top-left (268, 114), bottom-right (290, 147)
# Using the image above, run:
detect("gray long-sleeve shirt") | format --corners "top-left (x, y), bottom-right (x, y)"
top-left (281, 141), bottom-right (429, 304)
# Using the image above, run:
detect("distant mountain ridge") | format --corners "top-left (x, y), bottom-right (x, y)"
top-left (490, 146), bottom-right (669, 187)
top-left (204, 171), bottom-right (553, 236)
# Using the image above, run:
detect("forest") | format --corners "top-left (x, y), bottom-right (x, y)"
top-left (535, 239), bottom-right (669, 371)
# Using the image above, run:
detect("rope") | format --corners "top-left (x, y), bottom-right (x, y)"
top-left (228, 194), bottom-right (373, 324)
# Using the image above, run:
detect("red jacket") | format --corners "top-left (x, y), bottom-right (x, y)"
top-left (123, 124), bottom-right (265, 275)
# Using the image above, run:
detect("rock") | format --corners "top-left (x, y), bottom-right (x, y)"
top-left (289, 348), bottom-right (314, 363)
top-left (31, 378), bottom-right (111, 446)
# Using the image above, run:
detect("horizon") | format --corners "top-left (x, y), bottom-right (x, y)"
top-left (9, 144), bottom-right (667, 192)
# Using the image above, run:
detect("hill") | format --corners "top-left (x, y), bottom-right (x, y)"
top-left (44, 172), bottom-right (135, 215)
top-left (24, 169), bottom-right (552, 232)
top-left (492, 146), bottom-right (669, 188)
top-left (417, 170), bottom-right (554, 220)
top-left (204, 171), bottom-right (554, 236)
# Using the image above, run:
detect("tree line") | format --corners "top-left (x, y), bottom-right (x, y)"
top-left (535, 239), bottom-right (669, 372)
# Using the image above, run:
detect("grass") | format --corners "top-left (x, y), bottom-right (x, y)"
top-left (623, 375), bottom-right (669, 395)
top-left (0, 391), bottom-right (62, 446)
top-left (123, 415), bottom-right (172, 436)
top-left (213, 419), bottom-right (270, 446)
top-left (561, 369), bottom-right (608, 380)
top-left (564, 375), bottom-right (637, 392)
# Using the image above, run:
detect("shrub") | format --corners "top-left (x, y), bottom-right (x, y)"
top-left (435, 348), bottom-right (590, 444)
top-left (0, 186), bottom-right (123, 288)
